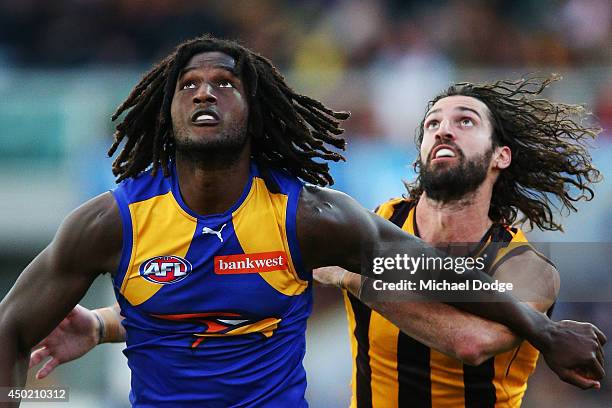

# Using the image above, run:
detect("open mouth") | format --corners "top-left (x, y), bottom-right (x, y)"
top-left (430, 145), bottom-right (458, 161)
top-left (191, 108), bottom-right (220, 126)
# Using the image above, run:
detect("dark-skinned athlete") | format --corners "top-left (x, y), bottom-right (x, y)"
top-left (0, 36), bottom-right (605, 407)
top-left (314, 76), bottom-right (604, 407)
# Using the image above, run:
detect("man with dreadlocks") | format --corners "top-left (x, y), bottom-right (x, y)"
top-left (0, 36), bottom-right (605, 407)
top-left (314, 76), bottom-right (604, 407)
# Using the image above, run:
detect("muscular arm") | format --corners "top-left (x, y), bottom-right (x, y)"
top-left (298, 186), bottom-right (605, 387)
top-left (0, 192), bottom-right (121, 392)
top-left (324, 250), bottom-right (559, 366)
top-left (298, 186), bottom-right (551, 340)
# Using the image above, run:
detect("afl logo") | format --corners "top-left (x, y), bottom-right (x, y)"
top-left (139, 256), bottom-right (193, 285)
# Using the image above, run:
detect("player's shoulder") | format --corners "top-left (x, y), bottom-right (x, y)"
top-left (492, 240), bottom-right (559, 286)
top-left (300, 184), bottom-right (352, 202)
top-left (264, 165), bottom-right (304, 190)
top-left (63, 192), bottom-right (120, 230)
top-left (58, 192), bottom-right (122, 249)
top-left (499, 246), bottom-right (557, 272)
top-left (296, 185), bottom-right (381, 270)
top-left (297, 185), bottom-right (356, 227)
top-left (297, 184), bottom-right (385, 243)
top-left (297, 186), bottom-right (412, 231)
top-left (492, 244), bottom-right (560, 305)
top-left (374, 196), bottom-right (413, 219)
top-left (113, 166), bottom-right (169, 202)
top-left (49, 192), bottom-right (122, 276)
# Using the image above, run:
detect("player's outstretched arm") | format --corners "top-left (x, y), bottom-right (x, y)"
top-left (315, 266), bottom-right (518, 366)
top-left (0, 192), bottom-right (121, 393)
top-left (29, 303), bottom-right (125, 380)
top-left (315, 250), bottom-right (558, 366)
top-left (298, 186), bottom-right (606, 389)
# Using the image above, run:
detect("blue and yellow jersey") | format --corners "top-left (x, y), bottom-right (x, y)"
top-left (111, 162), bottom-right (311, 407)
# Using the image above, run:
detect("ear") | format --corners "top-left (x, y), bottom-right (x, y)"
top-left (493, 146), bottom-right (511, 170)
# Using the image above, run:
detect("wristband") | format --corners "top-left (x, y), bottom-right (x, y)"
top-left (92, 310), bottom-right (105, 344)
top-left (336, 269), bottom-right (349, 290)
top-left (357, 276), bottom-right (371, 300)
top-left (95, 307), bottom-right (124, 343)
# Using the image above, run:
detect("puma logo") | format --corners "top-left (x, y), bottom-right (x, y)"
top-left (202, 224), bottom-right (226, 242)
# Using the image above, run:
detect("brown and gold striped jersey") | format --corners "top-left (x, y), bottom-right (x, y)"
top-left (345, 198), bottom-right (552, 408)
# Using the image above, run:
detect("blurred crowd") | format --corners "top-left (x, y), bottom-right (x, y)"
top-left (0, 1), bottom-right (610, 407)
top-left (1, 0), bottom-right (610, 68)
top-left (1, 0), bottom-right (610, 140)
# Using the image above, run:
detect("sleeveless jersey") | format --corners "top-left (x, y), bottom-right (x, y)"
top-left (111, 162), bottom-right (311, 407)
top-left (345, 198), bottom-right (550, 408)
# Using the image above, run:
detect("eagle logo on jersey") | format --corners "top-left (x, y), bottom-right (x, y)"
top-left (151, 311), bottom-right (282, 348)
top-left (139, 256), bottom-right (193, 284)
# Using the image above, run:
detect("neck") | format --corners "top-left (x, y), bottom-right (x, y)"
top-left (415, 183), bottom-right (494, 244)
top-left (175, 145), bottom-right (251, 216)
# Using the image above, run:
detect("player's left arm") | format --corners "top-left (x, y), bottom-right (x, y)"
top-left (298, 186), bottom-right (605, 388)
top-left (317, 249), bottom-right (559, 366)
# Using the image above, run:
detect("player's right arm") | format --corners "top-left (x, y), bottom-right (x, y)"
top-left (298, 186), bottom-right (606, 389)
top-left (316, 249), bottom-right (559, 366)
top-left (28, 303), bottom-right (125, 380)
top-left (316, 266), bottom-right (517, 365)
top-left (0, 192), bottom-right (121, 392)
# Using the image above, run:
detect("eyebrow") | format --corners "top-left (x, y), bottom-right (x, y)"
top-left (178, 63), bottom-right (238, 79)
top-left (425, 106), bottom-right (483, 119)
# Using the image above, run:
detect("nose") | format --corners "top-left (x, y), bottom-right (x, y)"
top-left (193, 83), bottom-right (217, 104)
top-left (434, 119), bottom-right (455, 141)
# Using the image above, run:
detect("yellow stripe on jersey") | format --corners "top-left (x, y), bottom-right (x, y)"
top-left (430, 350), bottom-right (465, 408)
top-left (369, 311), bottom-right (399, 408)
top-left (344, 293), bottom-right (360, 408)
top-left (492, 342), bottom-right (539, 407)
top-left (121, 192), bottom-right (197, 305)
top-left (375, 198), bottom-right (405, 219)
top-left (232, 177), bottom-right (308, 296)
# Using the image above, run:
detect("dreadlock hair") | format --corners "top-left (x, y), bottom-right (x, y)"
top-left (407, 75), bottom-right (602, 231)
top-left (108, 35), bottom-right (349, 189)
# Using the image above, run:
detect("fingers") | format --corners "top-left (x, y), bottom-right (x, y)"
top-left (590, 357), bottom-right (606, 380)
top-left (559, 369), bottom-right (600, 390)
top-left (29, 347), bottom-right (50, 368)
top-left (30, 348), bottom-right (61, 380)
top-left (32, 338), bottom-right (48, 351)
top-left (596, 347), bottom-right (605, 371)
top-left (59, 319), bottom-right (71, 330)
top-left (36, 357), bottom-right (60, 380)
top-left (593, 325), bottom-right (607, 346)
top-left (592, 324), bottom-right (606, 375)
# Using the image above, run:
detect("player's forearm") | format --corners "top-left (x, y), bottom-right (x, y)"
top-left (436, 261), bottom-right (551, 346)
top-left (306, 195), bottom-right (555, 352)
top-left (358, 233), bottom-right (553, 350)
top-left (92, 304), bottom-right (125, 343)
top-left (343, 272), bottom-right (518, 365)
top-left (362, 275), bottom-right (551, 351)
top-left (0, 322), bottom-right (28, 393)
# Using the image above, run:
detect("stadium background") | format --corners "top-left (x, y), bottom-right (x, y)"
top-left (0, 0), bottom-right (610, 406)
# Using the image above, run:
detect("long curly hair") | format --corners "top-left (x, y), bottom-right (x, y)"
top-left (407, 75), bottom-right (602, 231)
top-left (108, 35), bottom-right (349, 188)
